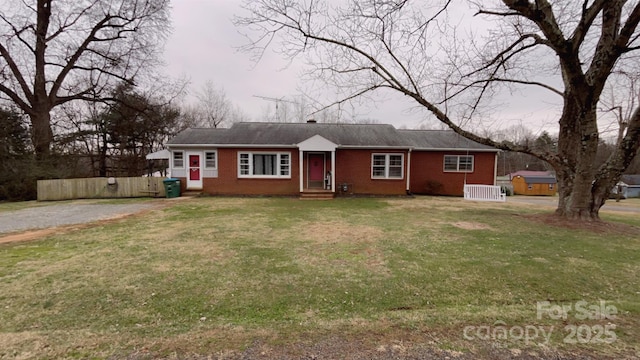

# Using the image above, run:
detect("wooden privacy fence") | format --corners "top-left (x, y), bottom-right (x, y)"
top-left (37, 177), bottom-right (166, 201)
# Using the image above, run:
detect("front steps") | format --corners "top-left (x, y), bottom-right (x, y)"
top-left (299, 190), bottom-right (335, 200)
top-left (182, 190), bottom-right (203, 197)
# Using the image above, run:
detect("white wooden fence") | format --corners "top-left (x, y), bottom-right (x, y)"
top-left (37, 177), bottom-right (165, 201)
top-left (463, 184), bottom-right (506, 202)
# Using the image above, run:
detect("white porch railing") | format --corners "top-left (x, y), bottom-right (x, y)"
top-left (463, 184), bottom-right (506, 202)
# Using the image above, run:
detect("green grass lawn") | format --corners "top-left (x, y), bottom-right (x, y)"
top-left (1, 196), bottom-right (639, 359)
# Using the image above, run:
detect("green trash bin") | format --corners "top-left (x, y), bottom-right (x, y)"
top-left (163, 178), bottom-right (181, 198)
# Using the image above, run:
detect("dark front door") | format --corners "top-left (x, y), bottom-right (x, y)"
top-left (308, 153), bottom-right (324, 188)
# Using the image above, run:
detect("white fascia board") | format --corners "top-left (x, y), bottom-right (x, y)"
top-left (167, 144), bottom-right (498, 152)
top-left (411, 147), bottom-right (499, 153)
top-left (337, 145), bottom-right (412, 150)
top-left (168, 144), bottom-right (298, 149)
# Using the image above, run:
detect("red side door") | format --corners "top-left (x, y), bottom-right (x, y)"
top-left (189, 154), bottom-right (200, 181)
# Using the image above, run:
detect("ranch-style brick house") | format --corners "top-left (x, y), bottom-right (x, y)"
top-left (166, 121), bottom-right (500, 197)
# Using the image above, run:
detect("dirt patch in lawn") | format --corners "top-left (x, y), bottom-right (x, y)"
top-left (300, 221), bottom-right (383, 244)
top-left (115, 325), bottom-right (629, 360)
top-left (452, 221), bottom-right (492, 230)
top-left (295, 221), bottom-right (390, 276)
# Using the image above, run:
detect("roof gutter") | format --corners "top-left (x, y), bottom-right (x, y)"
top-left (168, 144), bottom-right (298, 149)
top-left (167, 144), bottom-right (499, 152)
top-left (411, 147), bottom-right (500, 153)
top-left (337, 145), bottom-right (413, 150)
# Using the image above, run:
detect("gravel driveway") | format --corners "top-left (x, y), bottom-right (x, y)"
top-left (507, 196), bottom-right (640, 213)
top-left (0, 201), bottom-right (158, 234)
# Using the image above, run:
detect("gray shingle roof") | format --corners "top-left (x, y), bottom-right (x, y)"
top-left (168, 122), bottom-right (497, 151)
top-left (621, 174), bottom-right (640, 186)
top-left (168, 128), bottom-right (229, 145)
top-left (397, 129), bottom-right (495, 150)
top-left (523, 176), bottom-right (557, 184)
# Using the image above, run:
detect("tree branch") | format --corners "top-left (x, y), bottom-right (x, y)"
top-left (49, 13), bottom-right (135, 104)
top-left (0, 12), bottom-right (36, 54)
top-left (0, 83), bottom-right (33, 115)
top-left (0, 43), bottom-right (34, 105)
top-left (501, 0), bottom-right (568, 50)
top-left (570, 0), bottom-right (608, 51)
top-left (617, 3), bottom-right (640, 50)
top-left (467, 34), bottom-right (549, 78)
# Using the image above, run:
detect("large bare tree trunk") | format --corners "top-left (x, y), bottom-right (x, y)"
top-left (554, 98), bottom-right (602, 220)
top-left (28, 0), bottom-right (54, 158)
top-left (29, 111), bottom-right (53, 159)
top-left (556, 174), bottom-right (602, 220)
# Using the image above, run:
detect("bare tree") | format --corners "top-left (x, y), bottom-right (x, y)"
top-left (600, 70), bottom-right (640, 145)
top-left (0, 0), bottom-right (170, 158)
top-left (236, 0), bottom-right (640, 220)
top-left (194, 81), bottom-right (232, 128)
top-left (186, 81), bottom-right (252, 127)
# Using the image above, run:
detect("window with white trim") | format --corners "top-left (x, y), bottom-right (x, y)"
top-left (238, 152), bottom-right (291, 178)
top-left (443, 155), bottom-right (474, 172)
top-left (371, 153), bottom-right (404, 179)
top-left (204, 151), bottom-right (217, 169)
top-left (173, 151), bottom-right (184, 168)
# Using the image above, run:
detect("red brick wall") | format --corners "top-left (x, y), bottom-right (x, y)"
top-left (334, 149), bottom-right (408, 195)
top-left (173, 148), bottom-right (495, 197)
top-left (409, 151), bottom-right (496, 196)
top-left (174, 148), bottom-right (300, 195)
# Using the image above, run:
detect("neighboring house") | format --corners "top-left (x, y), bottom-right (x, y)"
top-left (166, 121), bottom-right (499, 197)
top-left (509, 170), bottom-right (557, 196)
top-left (621, 175), bottom-right (640, 198)
top-left (609, 181), bottom-right (628, 199)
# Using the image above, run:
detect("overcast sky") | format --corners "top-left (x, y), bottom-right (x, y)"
top-left (162, 1), bottom-right (561, 132)
top-left (163, 1), bottom-right (316, 122)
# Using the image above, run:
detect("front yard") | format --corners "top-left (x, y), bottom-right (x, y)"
top-left (0, 196), bottom-right (639, 359)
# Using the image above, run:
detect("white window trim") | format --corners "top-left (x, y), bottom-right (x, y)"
top-left (443, 155), bottom-right (474, 173)
top-left (172, 151), bottom-right (184, 169)
top-left (204, 150), bottom-right (218, 170)
top-left (371, 153), bottom-right (404, 180)
top-left (238, 151), bottom-right (292, 179)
